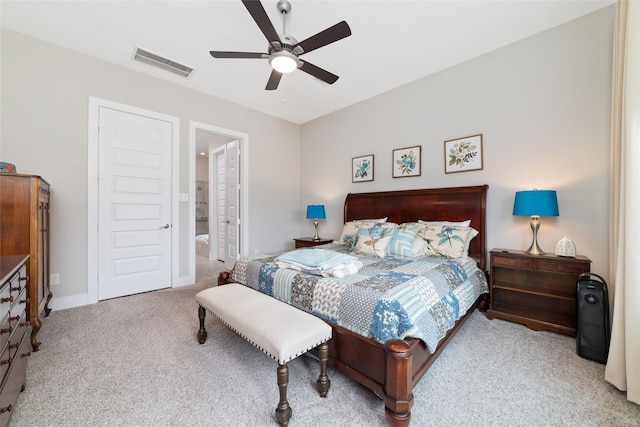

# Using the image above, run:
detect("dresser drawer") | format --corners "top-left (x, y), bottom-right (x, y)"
top-left (0, 344), bottom-right (10, 387)
top-left (8, 290), bottom-right (27, 333)
top-left (8, 267), bottom-right (26, 301)
top-left (0, 315), bottom-right (10, 357)
top-left (0, 284), bottom-right (11, 318)
top-left (492, 255), bottom-right (532, 268)
top-left (8, 312), bottom-right (27, 360)
top-left (537, 259), bottom-right (587, 274)
top-left (0, 333), bottom-right (30, 427)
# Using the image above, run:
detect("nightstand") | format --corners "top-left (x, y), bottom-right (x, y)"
top-left (487, 249), bottom-right (591, 336)
top-left (293, 238), bottom-right (333, 248)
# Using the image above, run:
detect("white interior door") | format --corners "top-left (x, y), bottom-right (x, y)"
top-left (98, 107), bottom-right (172, 300)
top-left (214, 147), bottom-right (226, 261)
top-left (225, 140), bottom-right (240, 266)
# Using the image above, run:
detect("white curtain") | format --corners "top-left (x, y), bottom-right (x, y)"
top-left (605, 0), bottom-right (640, 405)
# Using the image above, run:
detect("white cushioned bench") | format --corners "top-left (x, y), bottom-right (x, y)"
top-left (196, 283), bottom-right (332, 426)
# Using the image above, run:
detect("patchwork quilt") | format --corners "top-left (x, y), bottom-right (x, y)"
top-left (230, 243), bottom-right (489, 353)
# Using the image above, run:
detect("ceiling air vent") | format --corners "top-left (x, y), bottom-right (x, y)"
top-left (133, 47), bottom-right (194, 78)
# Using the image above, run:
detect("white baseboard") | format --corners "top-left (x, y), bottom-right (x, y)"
top-left (48, 292), bottom-right (92, 311)
top-left (48, 278), bottom-right (196, 311)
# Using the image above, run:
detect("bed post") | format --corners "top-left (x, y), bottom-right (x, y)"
top-left (384, 339), bottom-right (413, 427)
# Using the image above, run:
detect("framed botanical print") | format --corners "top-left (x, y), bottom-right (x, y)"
top-left (444, 134), bottom-right (483, 173)
top-left (352, 154), bottom-right (374, 182)
top-left (392, 146), bottom-right (421, 178)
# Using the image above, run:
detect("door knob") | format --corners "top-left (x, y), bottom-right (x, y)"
top-left (159, 224), bottom-right (170, 229)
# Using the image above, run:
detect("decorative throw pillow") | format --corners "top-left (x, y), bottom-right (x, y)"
top-left (336, 221), bottom-right (399, 248)
top-left (334, 220), bottom-right (379, 247)
top-left (385, 228), bottom-right (418, 257)
top-left (420, 225), bottom-right (478, 259)
top-left (354, 234), bottom-right (391, 258)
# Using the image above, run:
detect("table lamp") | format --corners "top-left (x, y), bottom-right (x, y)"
top-left (306, 205), bottom-right (326, 241)
top-left (513, 189), bottom-right (559, 255)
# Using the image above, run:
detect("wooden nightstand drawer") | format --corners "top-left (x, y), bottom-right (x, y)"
top-left (293, 238), bottom-right (333, 249)
top-left (492, 255), bottom-right (532, 268)
top-left (537, 259), bottom-right (586, 274)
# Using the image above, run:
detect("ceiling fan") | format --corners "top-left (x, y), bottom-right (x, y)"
top-left (209, 0), bottom-right (351, 90)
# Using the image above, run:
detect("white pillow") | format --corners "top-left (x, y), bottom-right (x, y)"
top-left (418, 219), bottom-right (471, 227)
top-left (357, 217), bottom-right (388, 223)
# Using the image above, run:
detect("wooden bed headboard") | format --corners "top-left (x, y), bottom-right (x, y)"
top-left (344, 185), bottom-right (489, 271)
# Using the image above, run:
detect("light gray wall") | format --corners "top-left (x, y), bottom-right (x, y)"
top-left (300, 7), bottom-right (614, 278)
top-left (1, 29), bottom-right (301, 303)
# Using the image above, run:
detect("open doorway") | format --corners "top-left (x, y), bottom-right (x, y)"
top-left (190, 122), bottom-right (249, 283)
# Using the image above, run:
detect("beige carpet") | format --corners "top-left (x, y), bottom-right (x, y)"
top-left (10, 281), bottom-right (640, 426)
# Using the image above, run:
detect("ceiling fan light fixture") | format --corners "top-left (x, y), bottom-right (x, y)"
top-left (269, 51), bottom-right (299, 73)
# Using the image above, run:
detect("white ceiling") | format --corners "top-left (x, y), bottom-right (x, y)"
top-left (1, 0), bottom-right (613, 124)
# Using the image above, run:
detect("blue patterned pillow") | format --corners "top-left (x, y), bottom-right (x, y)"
top-left (385, 228), bottom-right (418, 257)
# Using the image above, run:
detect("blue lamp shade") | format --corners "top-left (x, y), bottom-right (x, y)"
top-left (513, 190), bottom-right (559, 217)
top-left (306, 205), bottom-right (326, 220)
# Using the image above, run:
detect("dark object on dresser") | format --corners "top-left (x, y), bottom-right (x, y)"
top-left (576, 273), bottom-right (610, 364)
top-left (0, 254), bottom-right (31, 427)
top-left (0, 174), bottom-right (52, 352)
top-left (488, 249), bottom-right (591, 335)
top-left (220, 185), bottom-right (489, 427)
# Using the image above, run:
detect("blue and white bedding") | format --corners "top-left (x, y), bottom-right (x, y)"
top-left (230, 242), bottom-right (488, 353)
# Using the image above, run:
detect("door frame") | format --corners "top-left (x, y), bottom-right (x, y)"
top-left (189, 121), bottom-right (249, 274)
top-left (87, 97), bottom-right (180, 304)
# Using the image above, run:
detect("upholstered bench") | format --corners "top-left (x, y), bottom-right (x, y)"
top-left (195, 283), bottom-right (332, 426)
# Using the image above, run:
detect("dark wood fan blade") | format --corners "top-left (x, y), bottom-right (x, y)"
top-left (296, 21), bottom-right (351, 55)
top-left (265, 70), bottom-right (282, 90)
top-left (299, 61), bottom-right (338, 84)
top-left (210, 51), bottom-right (266, 59)
top-left (241, 0), bottom-right (281, 48)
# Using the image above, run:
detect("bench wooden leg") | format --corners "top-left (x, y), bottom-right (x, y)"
top-left (316, 341), bottom-right (330, 397)
top-left (275, 364), bottom-right (292, 426)
top-left (197, 305), bottom-right (208, 344)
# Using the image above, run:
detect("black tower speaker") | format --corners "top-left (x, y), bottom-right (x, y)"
top-left (576, 273), bottom-right (610, 363)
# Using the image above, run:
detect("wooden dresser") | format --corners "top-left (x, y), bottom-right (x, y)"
top-left (0, 254), bottom-right (31, 427)
top-left (0, 174), bottom-right (52, 351)
top-left (487, 249), bottom-right (591, 336)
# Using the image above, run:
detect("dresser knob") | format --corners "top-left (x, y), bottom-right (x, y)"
top-left (0, 357), bottom-right (12, 366)
top-left (9, 342), bottom-right (19, 350)
top-left (557, 264), bottom-right (564, 271)
top-left (0, 327), bottom-right (12, 334)
top-left (9, 315), bottom-right (20, 322)
top-left (0, 404), bottom-right (12, 414)
top-left (21, 351), bottom-right (31, 358)
top-left (1, 297), bottom-right (12, 303)
top-left (20, 298), bottom-right (28, 304)
top-left (509, 259), bottom-right (515, 265)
